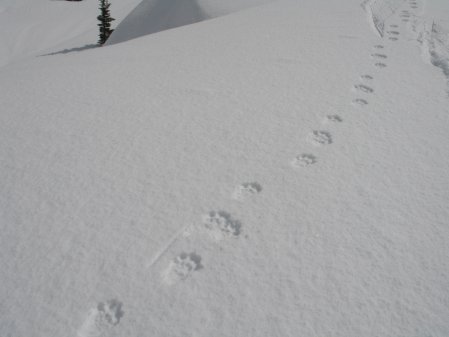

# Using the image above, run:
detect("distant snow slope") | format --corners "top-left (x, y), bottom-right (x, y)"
top-left (0, 0), bottom-right (140, 67)
top-left (1, 0), bottom-right (449, 337)
top-left (362, 0), bottom-right (406, 37)
top-left (107, 0), bottom-right (274, 45)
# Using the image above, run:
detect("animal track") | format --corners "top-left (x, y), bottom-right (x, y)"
top-left (373, 45), bottom-right (384, 49)
top-left (352, 98), bottom-right (368, 106)
top-left (371, 53), bottom-right (387, 59)
top-left (77, 300), bottom-right (124, 337)
top-left (308, 131), bottom-right (332, 146)
top-left (389, 37), bottom-right (399, 41)
top-left (203, 211), bottom-right (241, 240)
top-left (325, 114), bottom-right (343, 122)
top-left (360, 74), bottom-right (373, 80)
top-left (387, 31), bottom-right (400, 35)
top-left (291, 154), bottom-right (317, 167)
top-left (232, 182), bottom-right (262, 201)
top-left (163, 252), bottom-right (202, 285)
top-left (354, 84), bottom-right (374, 93)
top-left (390, 24), bottom-right (399, 28)
top-left (375, 62), bottom-right (387, 68)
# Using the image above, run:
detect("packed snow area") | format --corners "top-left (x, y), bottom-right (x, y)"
top-left (1, 0), bottom-right (449, 336)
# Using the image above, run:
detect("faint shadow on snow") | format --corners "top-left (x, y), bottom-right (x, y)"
top-left (41, 44), bottom-right (98, 56)
top-left (415, 20), bottom-right (449, 95)
top-left (106, 0), bottom-right (208, 45)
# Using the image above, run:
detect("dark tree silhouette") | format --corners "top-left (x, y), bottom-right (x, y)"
top-left (97, 0), bottom-right (115, 45)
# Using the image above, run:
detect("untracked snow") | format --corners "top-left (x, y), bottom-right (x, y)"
top-left (106, 0), bottom-right (275, 45)
top-left (0, 0), bottom-right (141, 67)
top-left (0, 0), bottom-right (449, 336)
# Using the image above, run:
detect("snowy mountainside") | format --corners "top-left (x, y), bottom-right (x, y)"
top-left (0, 0), bottom-right (140, 67)
top-left (106, 0), bottom-right (275, 45)
top-left (0, 0), bottom-right (449, 337)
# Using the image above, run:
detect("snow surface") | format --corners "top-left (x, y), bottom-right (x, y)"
top-left (106, 0), bottom-right (275, 45)
top-left (0, 0), bottom-right (141, 67)
top-left (1, 0), bottom-right (449, 336)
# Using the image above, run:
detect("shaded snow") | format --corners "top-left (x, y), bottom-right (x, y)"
top-left (0, 0), bottom-right (141, 67)
top-left (107, 0), bottom-right (274, 45)
top-left (107, 0), bottom-right (209, 45)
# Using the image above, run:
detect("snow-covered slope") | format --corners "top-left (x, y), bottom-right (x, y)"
top-left (1, 0), bottom-right (449, 337)
top-left (0, 0), bottom-right (140, 67)
top-left (106, 0), bottom-right (274, 45)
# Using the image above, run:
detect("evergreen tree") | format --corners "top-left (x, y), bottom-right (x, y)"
top-left (97, 0), bottom-right (115, 45)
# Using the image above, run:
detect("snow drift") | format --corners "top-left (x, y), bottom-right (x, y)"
top-left (0, 0), bottom-right (141, 67)
top-left (107, 0), bottom-right (274, 45)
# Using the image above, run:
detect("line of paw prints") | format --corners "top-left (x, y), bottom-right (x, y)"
top-left (78, 16), bottom-right (405, 334)
top-left (161, 209), bottom-right (244, 285)
top-left (160, 20), bottom-right (401, 289)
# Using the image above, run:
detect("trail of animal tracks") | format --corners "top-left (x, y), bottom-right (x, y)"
top-left (1, 0), bottom-right (449, 336)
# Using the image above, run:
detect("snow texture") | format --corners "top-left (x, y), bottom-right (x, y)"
top-left (362, 0), bottom-right (407, 37)
top-left (107, 0), bottom-right (274, 45)
top-left (1, 0), bottom-right (449, 336)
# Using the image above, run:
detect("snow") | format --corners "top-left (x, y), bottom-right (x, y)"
top-left (1, 0), bottom-right (449, 336)
top-left (106, 0), bottom-right (274, 45)
top-left (406, 3), bottom-right (449, 94)
top-left (0, 0), bottom-right (141, 67)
